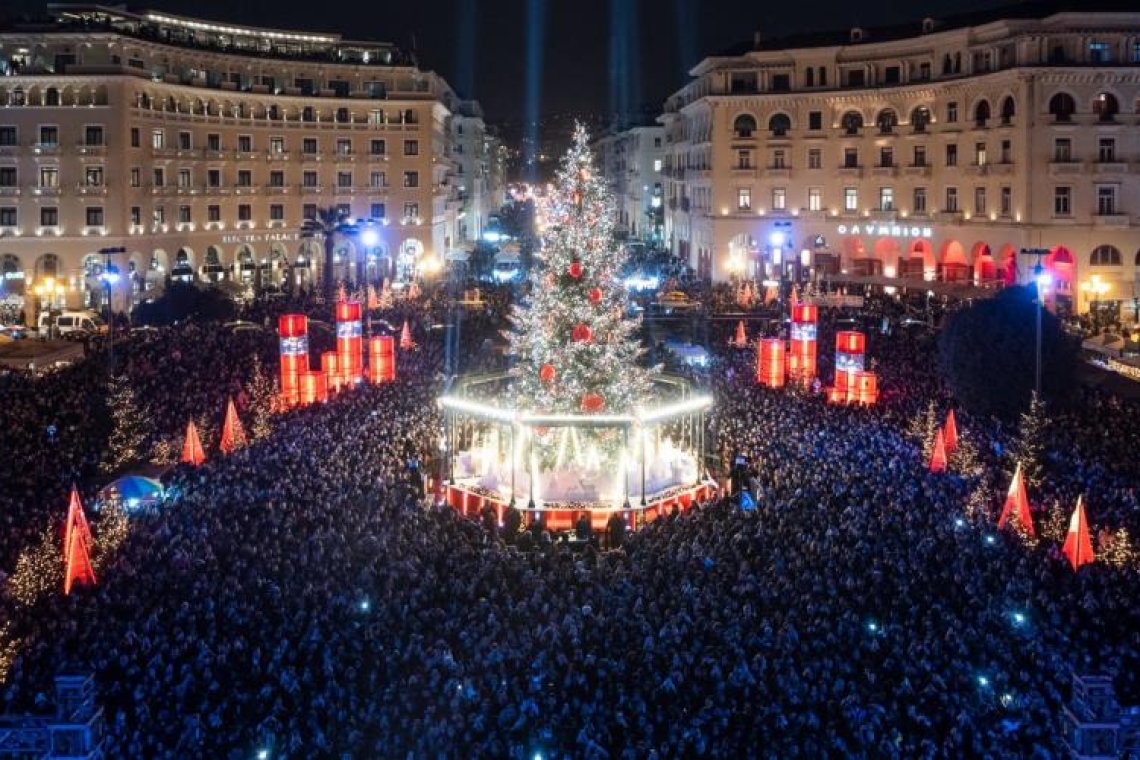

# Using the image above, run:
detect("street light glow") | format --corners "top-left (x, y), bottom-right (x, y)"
top-left (360, 228), bottom-right (380, 247)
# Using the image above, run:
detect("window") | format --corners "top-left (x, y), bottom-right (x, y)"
top-left (130, 167), bottom-right (141, 187)
top-left (237, 170), bottom-right (252, 187)
top-left (179, 205), bottom-right (192, 223)
top-left (370, 202), bottom-right (386, 219)
top-left (270, 204), bottom-right (285, 221)
top-left (153, 206), bottom-right (165, 225)
top-left (974, 187), bottom-right (986, 215)
top-left (1090, 244), bottom-right (1122, 266)
top-left (844, 187), bottom-right (858, 212)
top-left (153, 167), bottom-right (165, 187)
top-left (208, 205), bottom-right (221, 222)
top-left (39, 167), bottom-right (58, 187)
top-left (1053, 138), bottom-right (1072, 163)
top-left (1000, 186), bottom-right (1012, 216)
top-left (911, 107), bottom-right (930, 132)
top-left (737, 188), bottom-right (751, 211)
top-left (403, 202), bottom-right (419, 219)
top-left (737, 150), bottom-right (753, 169)
top-left (945, 187), bottom-right (959, 213)
top-left (370, 139), bottom-right (386, 155)
top-left (772, 188), bottom-right (786, 210)
top-left (178, 168), bottom-right (191, 188)
top-left (404, 139), bottom-right (419, 156)
top-left (0, 126), bottom-right (19, 146)
top-left (303, 171), bottom-right (318, 187)
top-left (208, 133), bottom-right (221, 151)
top-left (807, 149), bottom-right (821, 169)
top-left (772, 149), bottom-right (786, 169)
top-left (974, 142), bottom-right (987, 166)
top-left (207, 169), bottom-right (221, 188)
top-left (808, 111), bottom-right (822, 131)
top-left (771, 74), bottom-right (790, 92)
top-left (841, 111), bottom-right (863, 135)
top-left (653, 159), bottom-right (663, 172)
top-left (1097, 185), bottom-right (1117, 215)
top-left (1000, 140), bottom-right (1011, 164)
top-left (370, 171), bottom-right (386, 188)
top-left (1000, 97), bottom-right (1016, 125)
top-left (303, 138), bottom-right (318, 155)
top-left (879, 187), bottom-right (894, 211)
top-left (39, 126), bottom-right (59, 146)
top-left (1093, 93), bottom-right (1119, 122)
top-left (876, 110), bottom-right (897, 134)
top-left (337, 171), bottom-right (352, 188)
top-left (883, 66), bottom-right (900, 84)
top-left (270, 136), bottom-right (285, 154)
top-left (733, 114), bottom-right (757, 138)
top-left (1053, 186), bottom-right (1071, 216)
top-left (130, 127), bottom-right (139, 148)
top-left (879, 147), bottom-right (893, 168)
top-left (238, 204), bottom-right (252, 221)
top-left (403, 171), bottom-right (419, 188)
top-left (0, 207), bottom-right (15, 226)
top-left (0, 167), bottom-right (16, 186)
top-left (808, 188), bottom-right (822, 211)
top-left (40, 207), bottom-right (58, 226)
top-left (845, 69), bottom-right (865, 87)
top-left (336, 138), bottom-right (352, 155)
top-left (86, 207), bottom-right (104, 226)
top-left (178, 131), bottom-right (192, 150)
top-left (844, 148), bottom-right (858, 168)
top-left (1134, 42), bottom-right (1140, 63)
top-left (1048, 93), bottom-right (1076, 122)
top-left (1098, 138), bottom-right (1116, 163)
top-left (913, 187), bottom-right (927, 213)
top-left (973, 101), bottom-right (991, 128)
top-left (131, 207), bottom-right (141, 225)
top-left (1088, 41), bottom-right (1111, 63)
top-left (303, 204), bottom-right (317, 220)
top-left (84, 126), bottom-right (104, 146)
top-left (269, 170), bottom-right (285, 187)
top-left (151, 129), bottom-right (164, 149)
top-left (945, 144), bottom-right (957, 167)
top-left (913, 145), bottom-right (927, 166)
top-left (237, 135), bottom-right (253, 152)
top-left (946, 102), bottom-right (958, 123)
top-left (769, 113), bottom-right (791, 136)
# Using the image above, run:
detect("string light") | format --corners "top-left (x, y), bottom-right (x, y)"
top-left (8, 522), bottom-right (63, 606)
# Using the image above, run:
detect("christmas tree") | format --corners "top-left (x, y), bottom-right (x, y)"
top-left (509, 123), bottom-right (652, 416)
top-left (1011, 390), bottom-right (1048, 489)
top-left (247, 354), bottom-right (277, 441)
top-left (102, 373), bottom-right (147, 474)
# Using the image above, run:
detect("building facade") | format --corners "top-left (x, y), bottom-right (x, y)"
top-left (594, 125), bottom-right (665, 245)
top-left (0, 5), bottom-right (476, 320)
top-left (660, 6), bottom-right (1140, 317)
top-left (450, 100), bottom-right (505, 248)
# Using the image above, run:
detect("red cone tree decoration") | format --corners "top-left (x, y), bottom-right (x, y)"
top-left (998, 463), bottom-right (1035, 536)
top-left (732, 320), bottom-right (747, 348)
top-left (399, 319), bottom-right (414, 350)
top-left (219, 398), bottom-right (247, 455)
top-left (181, 419), bottom-right (206, 466)
top-left (929, 429), bottom-right (948, 473)
top-left (63, 486), bottom-right (96, 595)
top-left (943, 409), bottom-right (959, 454)
top-left (1062, 496), bottom-right (1095, 571)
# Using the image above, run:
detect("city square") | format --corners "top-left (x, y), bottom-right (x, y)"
top-left (1, 1), bottom-right (1140, 757)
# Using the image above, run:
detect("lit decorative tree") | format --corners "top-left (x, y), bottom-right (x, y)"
top-left (509, 123), bottom-right (653, 415)
top-left (1011, 390), bottom-right (1048, 489)
top-left (909, 399), bottom-right (939, 459)
top-left (247, 354), bottom-right (277, 441)
top-left (102, 373), bottom-right (147, 474)
top-left (1102, 527), bottom-right (1137, 569)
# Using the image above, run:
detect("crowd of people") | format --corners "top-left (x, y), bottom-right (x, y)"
top-left (0, 284), bottom-right (1137, 757)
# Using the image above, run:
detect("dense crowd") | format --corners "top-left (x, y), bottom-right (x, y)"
top-left (0, 286), bottom-right (1137, 757)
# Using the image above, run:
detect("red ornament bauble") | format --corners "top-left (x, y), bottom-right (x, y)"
top-left (571, 323), bottom-right (593, 343)
top-left (588, 287), bottom-right (603, 305)
top-left (535, 426), bottom-right (549, 437)
top-left (568, 260), bottom-right (583, 279)
top-left (539, 363), bottom-right (556, 383)
top-left (580, 393), bottom-right (605, 413)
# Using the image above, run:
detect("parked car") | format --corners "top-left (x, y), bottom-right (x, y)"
top-left (37, 310), bottom-right (106, 338)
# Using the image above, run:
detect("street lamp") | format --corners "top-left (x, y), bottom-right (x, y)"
top-left (98, 246), bottom-right (125, 369)
top-left (1022, 247), bottom-right (1051, 395)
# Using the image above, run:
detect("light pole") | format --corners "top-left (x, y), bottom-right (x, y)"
top-left (1022, 247), bottom-right (1050, 395)
top-left (98, 246), bottom-right (125, 370)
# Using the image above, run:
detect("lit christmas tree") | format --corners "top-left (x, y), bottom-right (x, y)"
top-left (1011, 390), bottom-right (1048, 489)
top-left (102, 373), bottom-right (147, 474)
top-left (509, 123), bottom-right (653, 416)
top-left (247, 354), bottom-right (277, 441)
top-left (1102, 527), bottom-right (1137, 569)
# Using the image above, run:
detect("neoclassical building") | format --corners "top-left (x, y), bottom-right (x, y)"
top-left (660, 4), bottom-right (1140, 317)
top-left (0, 4), bottom-right (489, 318)
top-left (594, 125), bottom-right (666, 244)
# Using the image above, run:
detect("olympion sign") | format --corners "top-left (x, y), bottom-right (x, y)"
top-left (836, 224), bottom-right (933, 239)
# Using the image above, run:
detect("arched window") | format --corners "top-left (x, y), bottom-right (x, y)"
top-left (841, 111), bottom-right (864, 135)
top-left (1048, 93), bottom-right (1076, 123)
top-left (1000, 96), bottom-right (1015, 124)
top-left (875, 109), bottom-right (897, 134)
top-left (910, 106), bottom-right (931, 132)
top-left (973, 99), bottom-right (991, 127)
top-left (1093, 92), bottom-right (1118, 122)
top-left (45, 87), bottom-right (60, 106)
top-left (733, 113), bottom-right (757, 138)
top-left (768, 113), bottom-right (791, 137)
top-left (1089, 245), bottom-right (1122, 267)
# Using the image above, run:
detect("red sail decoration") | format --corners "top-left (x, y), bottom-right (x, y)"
top-left (943, 409), bottom-right (959, 454)
top-left (929, 429), bottom-right (948, 473)
top-left (219, 398), bottom-right (247, 455)
top-left (63, 486), bottom-right (96, 595)
top-left (399, 320), bottom-right (414, 350)
top-left (181, 419), bottom-right (206, 466)
top-left (1062, 496), bottom-right (1095, 571)
top-left (998, 463), bottom-right (1035, 536)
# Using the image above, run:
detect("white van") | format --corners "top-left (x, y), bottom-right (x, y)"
top-left (38, 310), bottom-right (106, 337)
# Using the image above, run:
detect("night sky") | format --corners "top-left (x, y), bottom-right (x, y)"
top-left (15, 0), bottom-right (1013, 122)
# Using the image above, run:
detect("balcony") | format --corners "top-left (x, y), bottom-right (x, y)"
top-left (1093, 162), bottom-right (1128, 175)
top-left (1093, 214), bottom-right (1130, 228)
top-left (75, 184), bottom-right (108, 196)
top-left (205, 185), bottom-right (231, 196)
top-left (333, 152), bottom-right (357, 163)
top-left (266, 150), bottom-right (290, 162)
top-left (837, 166), bottom-right (863, 178)
top-left (0, 186), bottom-right (20, 196)
top-left (264, 184), bottom-right (292, 195)
top-left (31, 186), bottom-right (60, 197)
top-left (203, 148), bottom-right (226, 159)
top-left (32, 143), bottom-right (61, 156)
top-left (964, 163), bottom-right (988, 176)
top-left (989, 162), bottom-right (1014, 176)
top-left (301, 185), bottom-right (325, 195)
top-left (233, 150), bottom-right (259, 161)
top-left (764, 167), bottom-right (791, 179)
top-left (871, 165), bottom-right (898, 177)
top-left (904, 164), bottom-right (931, 177)
top-left (151, 147), bottom-right (179, 159)
top-left (75, 143), bottom-right (106, 157)
top-left (1048, 161), bottom-right (1083, 177)
top-left (300, 151), bottom-right (324, 162)
top-left (234, 185), bottom-right (259, 196)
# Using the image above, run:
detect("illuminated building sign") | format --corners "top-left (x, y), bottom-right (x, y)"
top-left (836, 224), bottom-right (933, 239)
top-left (221, 232), bottom-right (301, 245)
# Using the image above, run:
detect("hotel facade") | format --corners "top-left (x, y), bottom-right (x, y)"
top-left (660, 6), bottom-right (1140, 317)
top-left (0, 4), bottom-right (493, 318)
